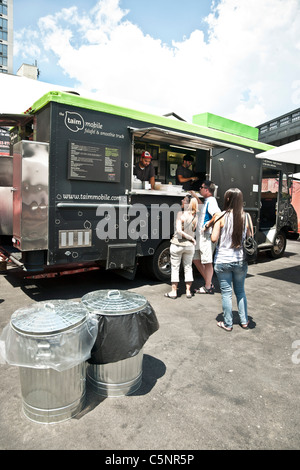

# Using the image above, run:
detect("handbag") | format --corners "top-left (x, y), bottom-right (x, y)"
top-left (243, 213), bottom-right (257, 263)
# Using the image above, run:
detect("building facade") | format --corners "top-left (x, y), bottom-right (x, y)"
top-left (0, 0), bottom-right (13, 74)
top-left (257, 108), bottom-right (300, 146)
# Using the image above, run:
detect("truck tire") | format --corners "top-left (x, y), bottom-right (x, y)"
top-left (146, 240), bottom-right (171, 282)
top-left (269, 230), bottom-right (286, 259)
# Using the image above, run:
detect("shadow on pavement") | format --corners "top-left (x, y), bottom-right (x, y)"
top-left (75, 354), bottom-right (166, 420)
top-left (2, 266), bottom-right (160, 302)
top-left (257, 265), bottom-right (300, 284)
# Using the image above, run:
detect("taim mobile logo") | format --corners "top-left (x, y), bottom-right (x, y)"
top-left (65, 111), bottom-right (85, 132)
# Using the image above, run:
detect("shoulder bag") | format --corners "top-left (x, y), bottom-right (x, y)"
top-left (243, 213), bottom-right (258, 263)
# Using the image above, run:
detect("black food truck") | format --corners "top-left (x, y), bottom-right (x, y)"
top-left (0, 91), bottom-right (298, 281)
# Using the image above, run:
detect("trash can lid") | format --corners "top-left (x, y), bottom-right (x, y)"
top-left (10, 300), bottom-right (88, 335)
top-left (81, 289), bottom-right (148, 316)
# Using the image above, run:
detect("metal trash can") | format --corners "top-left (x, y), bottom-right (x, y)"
top-left (81, 290), bottom-right (159, 397)
top-left (0, 300), bottom-right (98, 424)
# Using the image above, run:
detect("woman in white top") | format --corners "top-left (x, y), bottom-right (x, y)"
top-left (165, 194), bottom-right (198, 299)
top-left (211, 188), bottom-right (253, 331)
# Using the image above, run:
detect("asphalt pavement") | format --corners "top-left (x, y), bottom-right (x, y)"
top-left (0, 239), bottom-right (299, 451)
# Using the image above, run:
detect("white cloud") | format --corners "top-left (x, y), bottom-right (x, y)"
top-left (14, 29), bottom-right (41, 59)
top-left (14, 0), bottom-right (300, 126)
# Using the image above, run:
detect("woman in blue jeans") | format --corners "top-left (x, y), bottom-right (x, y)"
top-left (211, 188), bottom-right (253, 331)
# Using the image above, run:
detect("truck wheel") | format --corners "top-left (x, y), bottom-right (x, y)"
top-left (147, 240), bottom-right (171, 282)
top-left (269, 230), bottom-right (286, 258)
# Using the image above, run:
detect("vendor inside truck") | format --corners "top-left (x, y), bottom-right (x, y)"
top-left (176, 154), bottom-right (199, 190)
top-left (133, 150), bottom-right (156, 189)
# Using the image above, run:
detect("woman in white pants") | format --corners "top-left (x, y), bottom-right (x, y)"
top-left (165, 194), bottom-right (198, 299)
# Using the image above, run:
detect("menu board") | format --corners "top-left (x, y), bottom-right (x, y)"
top-left (68, 140), bottom-right (121, 182)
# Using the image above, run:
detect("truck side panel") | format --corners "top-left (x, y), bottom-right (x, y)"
top-left (44, 102), bottom-right (181, 269)
top-left (211, 147), bottom-right (261, 232)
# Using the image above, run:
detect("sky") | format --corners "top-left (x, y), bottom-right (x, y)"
top-left (10, 0), bottom-right (300, 126)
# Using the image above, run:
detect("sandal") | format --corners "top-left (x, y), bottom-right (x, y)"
top-left (164, 292), bottom-right (177, 299)
top-left (186, 293), bottom-right (192, 299)
top-left (240, 322), bottom-right (249, 329)
top-left (194, 286), bottom-right (214, 294)
top-left (217, 321), bottom-right (233, 332)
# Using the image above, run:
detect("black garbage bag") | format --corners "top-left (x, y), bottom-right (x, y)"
top-left (88, 303), bottom-right (159, 364)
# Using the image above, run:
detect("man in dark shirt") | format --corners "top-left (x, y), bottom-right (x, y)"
top-left (176, 155), bottom-right (199, 190)
top-left (133, 151), bottom-right (155, 189)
